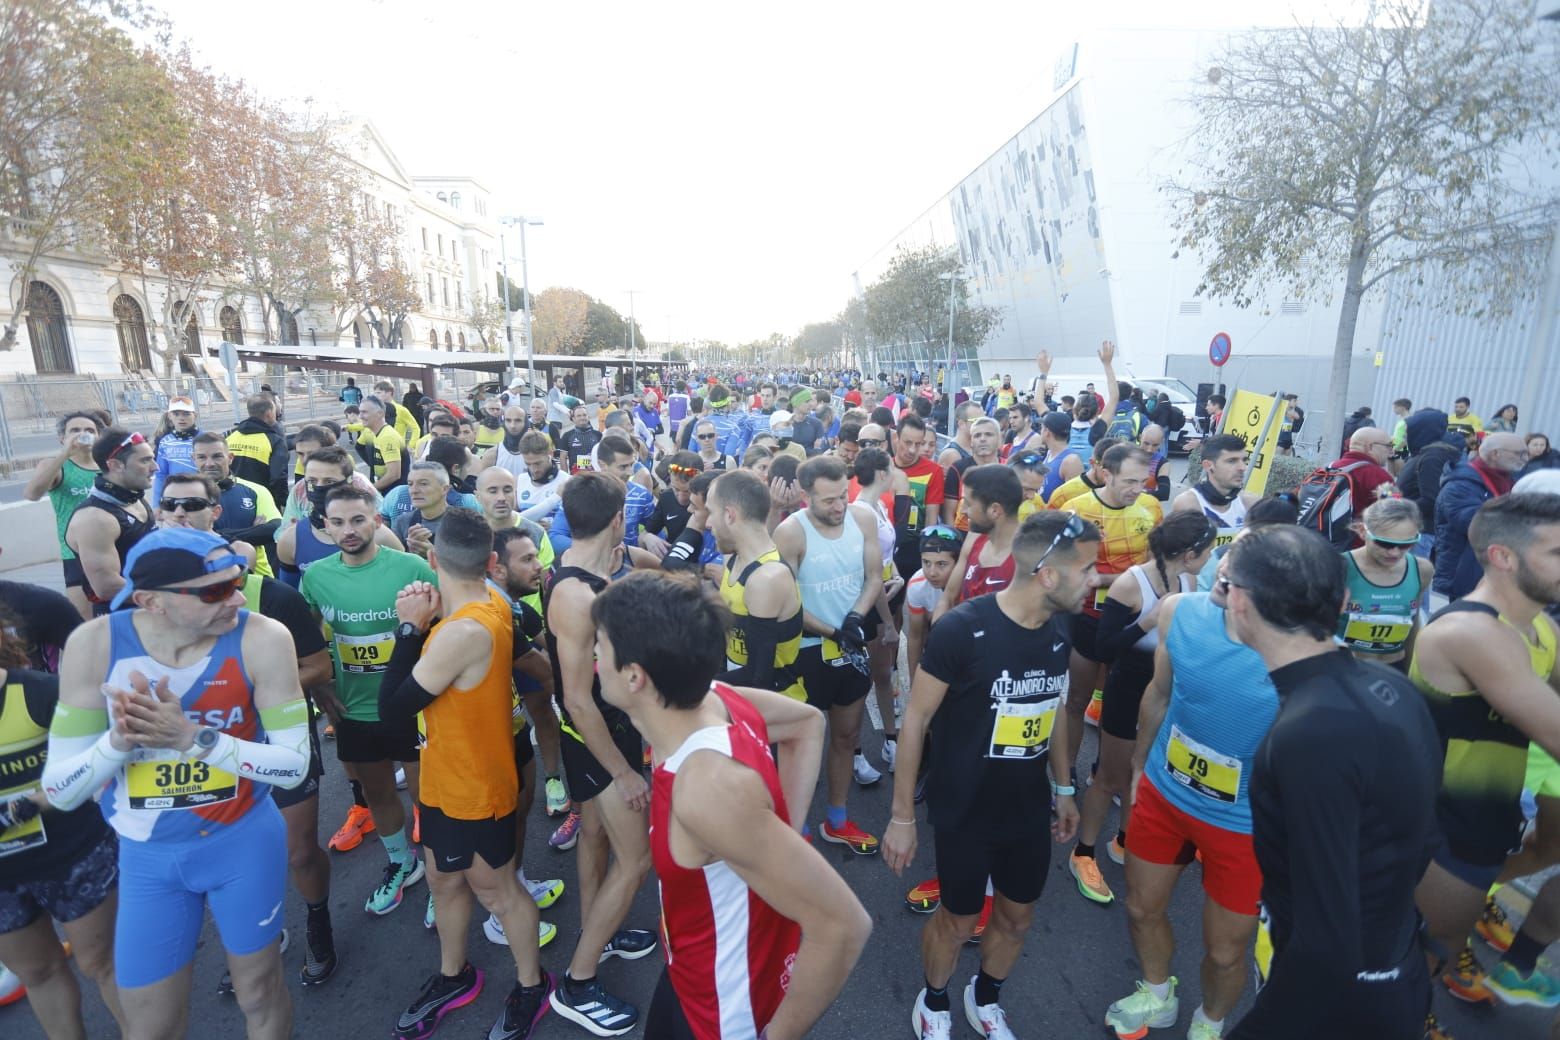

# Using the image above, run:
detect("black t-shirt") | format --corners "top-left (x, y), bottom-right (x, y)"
top-left (0, 668), bottom-right (108, 881)
top-left (1232, 650), bottom-right (1440, 1038)
top-left (918, 595), bottom-right (1072, 833)
top-left (0, 580), bottom-right (82, 673)
top-left (558, 427), bottom-right (602, 471)
top-left (257, 577), bottom-right (328, 659)
top-left (646, 489), bottom-right (692, 540)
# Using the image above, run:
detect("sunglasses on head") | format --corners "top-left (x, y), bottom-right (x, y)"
top-left (107, 431), bottom-right (146, 461)
top-left (159, 496), bottom-right (213, 513)
top-left (1032, 513), bottom-right (1090, 574)
top-left (153, 572), bottom-right (247, 603)
top-left (668, 463), bottom-right (700, 478)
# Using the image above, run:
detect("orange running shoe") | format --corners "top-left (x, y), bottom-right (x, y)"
top-left (1441, 944), bottom-right (1493, 1004)
top-left (1084, 689), bottom-right (1103, 727)
top-left (328, 804), bottom-right (375, 852)
top-left (819, 818), bottom-right (879, 855)
top-left (1476, 897), bottom-right (1514, 954)
top-left (905, 878), bottom-right (941, 913)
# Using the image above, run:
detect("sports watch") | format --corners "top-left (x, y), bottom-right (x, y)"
top-left (395, 622), bottom-right (422, 640)
top-left (191, 725), bottom-right (221, 755)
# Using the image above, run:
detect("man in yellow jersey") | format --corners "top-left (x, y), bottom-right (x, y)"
top-left (1410, 493), bottom-right (1560, 1033)
top-left (226, 394), bottom-right (291, 508)
top-left (356, 397), bottom-right (408, 493)
top-left (1061, 444), bottom-right (1161, 758)
top-left (708, 470), bottom-right (806, 701)
top-left (374, 380), bottom-right (423, 454)
top-left (1048, 437), bottom-right (1121, 512)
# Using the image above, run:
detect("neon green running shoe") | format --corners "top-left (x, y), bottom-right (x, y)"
top-left (1105, 978), bottom-right (1179, 1039)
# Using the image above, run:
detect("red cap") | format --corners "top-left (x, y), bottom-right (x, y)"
top-left (844, 389), bottom-right (862, 407)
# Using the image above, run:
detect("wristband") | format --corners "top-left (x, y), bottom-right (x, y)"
top-left (889, 817), bottom-right (916, 827)
top-left (1053, 784), bottom-right (1077, 797)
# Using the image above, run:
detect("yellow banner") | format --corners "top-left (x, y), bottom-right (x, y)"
top-left (1220, 390), bottom-right (1284, 497)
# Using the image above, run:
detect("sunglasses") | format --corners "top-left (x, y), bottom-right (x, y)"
top-left (697, 432), bottom-right (717, 440)
top-left (1367, 534), bottom-right (1419, 549)
top-left (153, 573), bottom-right (247, 603)
top-left (1032, 513), bottom-right (1090, 574)
top-left (858, 438), bottom-right (885, 448)
top-left (159, 496), bottom-right (213, 513)
top-left (668, 463), bottom-right (700, 478)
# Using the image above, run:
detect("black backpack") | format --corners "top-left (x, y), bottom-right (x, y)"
top-left (1294, 461), bottom-right (1367, 550)
top-left (1163, 405), bottom-right (1186, 432)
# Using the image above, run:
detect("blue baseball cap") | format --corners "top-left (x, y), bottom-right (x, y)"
top-left (111, 527), bottom-right (246, 611)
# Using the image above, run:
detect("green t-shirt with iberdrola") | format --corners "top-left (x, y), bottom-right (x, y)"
top-left (300, 546), bottom-right (435, 721)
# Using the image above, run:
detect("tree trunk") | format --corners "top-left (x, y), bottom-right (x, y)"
top-left (1323, 229), bottom-right (1372, 464)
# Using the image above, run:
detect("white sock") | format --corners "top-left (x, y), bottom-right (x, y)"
top-left (1192, 1005), bottom-right (1223, 1029)
top-left (1145, 979), bottom-right (1171, 1001)
top-left (516, 868), bottom-right (531, 888)
top-left (984, 878), bottom-right (994, 897)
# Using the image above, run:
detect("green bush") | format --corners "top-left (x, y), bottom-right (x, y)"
top-left (1181, 446), bottom-right (1316, 497)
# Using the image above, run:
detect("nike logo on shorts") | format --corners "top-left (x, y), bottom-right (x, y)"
top-left (258, 901), bottom-right (283, 928)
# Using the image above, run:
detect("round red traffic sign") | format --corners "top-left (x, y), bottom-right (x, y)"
top-left (1209, 332), bottom-right (1232, 367)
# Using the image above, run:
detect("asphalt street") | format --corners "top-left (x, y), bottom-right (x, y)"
top-left (3, 719), bottom-right (1545, 1039)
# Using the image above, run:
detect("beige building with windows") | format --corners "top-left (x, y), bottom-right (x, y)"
top-left (0, 120), bottom-right (505, 379)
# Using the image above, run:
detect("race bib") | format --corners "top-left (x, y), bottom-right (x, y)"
top-left (1254, 904), bottom-right (1274, 991)
top-left (1342, 612), bottom-right (1413, 652)
top-left (1093, 586), bottom-right (1111, 610)
top-left (822, 638), bottom-right (843, 662)
top-left (1214, 530), bottom-right (1238, 549)
top-left (336, 630), bottom-right (393, 674)
top-left (1164, 724), bottom-right (1241, 802)
top-left (0, 788), bottom-right (46, 858)
top-left (987, 697), bottom-right (1059, 760)
top-left (126, 758), bottom-right (237, 809)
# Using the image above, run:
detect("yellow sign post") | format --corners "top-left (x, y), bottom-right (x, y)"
top-left (1218, 389), bottom-right (1286, 497)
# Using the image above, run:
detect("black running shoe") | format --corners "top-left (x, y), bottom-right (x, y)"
top-left (598, 928), bottom-right (658, 963)
top-left (393, 962), bottom-right (484, 1039)
top-left (548, 975), bottom-right (637, 1037)
top-left (300, 915), bottom-right (337, 987)
top-left (487, 972), bottom-right (554, 1040)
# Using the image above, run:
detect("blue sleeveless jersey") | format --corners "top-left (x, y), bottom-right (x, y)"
top-left (1146, 593), bottom-right (1279, 833)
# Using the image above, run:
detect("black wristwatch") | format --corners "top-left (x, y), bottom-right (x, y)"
top-left (395, 622), bottom-right (422, 640)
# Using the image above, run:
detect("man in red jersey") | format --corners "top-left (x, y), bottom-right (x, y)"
top-left (592, 570), bottom-right (871, 1040)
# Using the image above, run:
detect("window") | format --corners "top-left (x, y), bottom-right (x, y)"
top-left (427, 273), bottom-right (436, 305)
top-left (442, 278), bottom-right (449, 308)
top-left (422, 227), bottom-right (429, 250)
top-left (444, 330), bottom-right (452, 348)
top-left (457, 330), bottom-right (466, 349)
top-left (456, 284), bottom-right (462, 309)
top-left (429, 328), bottom-right (438, 348)
top-left (113, 294), bottom-right (152, 370)
top-left (24, 281), bottom-right (73, 373)
top-left (281, 312), bottom-right (299, 346)
top-left (437, 233), bottom-right (443, 255)
top-left (219, 305), bottom-right (243, 345)
top-left (451, 239), bottom-right (458, 260)
top-left (450, 192), bottom-right (461, 210)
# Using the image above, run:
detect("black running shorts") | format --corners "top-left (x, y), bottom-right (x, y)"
top-left (934, 821), bottom-right (1051, 917)
top-left (273, 714), bottom-right (325, 810)
top-left (1100, 649), bottom-right (1154, 742)
top-left (334, 715), bottom-right (420, 764)
top-left (797, 644), bottom-right (870, 711)
top-left (560, 710), bottom-right (643, 804)
top-left (418, 804), bottom-right (516, 873)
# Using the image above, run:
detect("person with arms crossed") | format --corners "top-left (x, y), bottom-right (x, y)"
top-left (63, 428), bottom-right (155, 618)
top-left (1220, 526), bottom-right (1442, 1040)
top-left (886, 511), bottom-right (1096, 1040)
top-left (378, 509), bottom-right (552, 1040)
top-left (44, 528), bottom-right (311, 1040)
top-left (594, 570), bottom-right (871, 1040)
top-left (774, 455), bottom-right (884, 855)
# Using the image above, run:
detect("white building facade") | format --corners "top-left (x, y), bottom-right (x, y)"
top-left (0, 120), bottom-right (505, 380)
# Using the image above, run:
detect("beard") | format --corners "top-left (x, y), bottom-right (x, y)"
top-left (1515, 563), bottom-right (1560, 610)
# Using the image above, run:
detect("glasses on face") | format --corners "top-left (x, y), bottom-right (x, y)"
top-left (1032, 514), bottom-right (1089, 574)
top-left (697, 432), bottom-right (717, 440)
top-left (1367, 534), bottom-right (1418, 550)
top-left (159, 497), bottom-right (213, 513)
top-left (858, 438), bottom-right (885, 448)
top-left (154, 573), bottom-right (247, 603)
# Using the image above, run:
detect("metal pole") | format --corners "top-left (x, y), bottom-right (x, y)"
top-left (627, 290), bottom-right (638, 391)
top-left (1515, 219), bottom-right (1560, 436)
top-left (519, 218), bottom-right (535, 396)
top-left (1240, 391), bottom-right (1287, 491)
top-left (945, 275), bottom-right (957, 433)
top-left (499, 228), bottom-right (514, 381)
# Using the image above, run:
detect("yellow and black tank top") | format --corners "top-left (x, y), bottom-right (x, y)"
top-left (720, 549), bottom-right (805, 702)
top-left (1, 669), bottom-right (108, 878)
top-left (1411, 601), bottom-right (1558, 867)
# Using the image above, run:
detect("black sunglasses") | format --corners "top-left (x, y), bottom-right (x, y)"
top-left (858, 438), bottom-right (885, 448)
top-left (159, 496), bottom-right (213, 513)
top-left (697, 432), bottom-right (717, 440)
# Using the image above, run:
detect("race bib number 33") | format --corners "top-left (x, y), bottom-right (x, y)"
top-left (988, 697), bottom-right (1058, 760)
top-left (1165, 724), bottom-right (1241, 802)
top-left (127, 759), bottom-right (238, 809)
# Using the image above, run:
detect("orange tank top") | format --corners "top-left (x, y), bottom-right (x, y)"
top-left (419, 587), bottom-right (518, 820)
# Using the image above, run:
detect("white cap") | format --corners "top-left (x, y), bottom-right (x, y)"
top-left (770, 409), bottom-right (794, 428)
top-left (508, 377), bottom-right (524, 389)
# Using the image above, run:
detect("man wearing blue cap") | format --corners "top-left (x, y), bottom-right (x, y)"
top-left (43, 527), bottom-right (312, 1040)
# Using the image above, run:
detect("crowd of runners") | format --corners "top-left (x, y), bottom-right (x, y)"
top-left (1, 357), bottom-right (1559, 1040)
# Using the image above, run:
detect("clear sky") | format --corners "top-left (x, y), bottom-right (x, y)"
top-left (144, 0), bottom-right (1349, 345)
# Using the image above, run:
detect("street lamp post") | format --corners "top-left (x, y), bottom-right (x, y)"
top-left (938, 271), bottom-right (959, 435)
top-left (499, 216), bottom-right (542, 393)
top-left (626, 289), bottom-right (639, 391)
top-left (498, 229), bottom-right (513, 375)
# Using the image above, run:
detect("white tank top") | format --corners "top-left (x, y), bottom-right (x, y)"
top-left (514, 465), bottom-right (567, 510)
top-left (1128, 565), bottom-right (1196, 652)
top-left (495, 440), bottom-right (528, 480)
top-left (1191, 486), bottom-right (1249, 533)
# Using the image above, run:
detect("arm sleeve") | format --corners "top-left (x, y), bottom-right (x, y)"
top-left (1229, 711), bottom-right (1367, 1039)
top-left (203, 700), bottom-right (310, 789)
top-left (43, 705), bottom-right (132, 810)
top-left (378, 630), bottom-right (433, 722)
top-left (731, 615), bottom-right (784, 690)
top-left (1095, 597), bottom-right (1148, 659)
top-left (660, 525), bottom-right (705, 571)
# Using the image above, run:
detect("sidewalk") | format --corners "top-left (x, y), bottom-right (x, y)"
top-left (1, 559), bottom-right (67, 595)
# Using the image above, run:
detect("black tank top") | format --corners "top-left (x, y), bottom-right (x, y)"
top-left (75, 489), bottom-right (153, 602)
top-left (543, 557), bottom-right (633, 730)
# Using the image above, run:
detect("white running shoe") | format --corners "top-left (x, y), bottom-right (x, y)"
top-left (0, 961), bottom-right (26, 1007)
top-left (881, 738), bottom-right (898, 773)
top-left (483, 913), bottom-right (558, 948)
top-left (911, 989), bottom-right (952, 1039)
top-left (853, 752), bottom-right (882, 786)
top-left (963, 978), bottom-right (1016, 1039)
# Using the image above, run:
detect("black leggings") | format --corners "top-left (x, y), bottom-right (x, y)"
top-left (644, 969), bottom-right (695, 1040)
